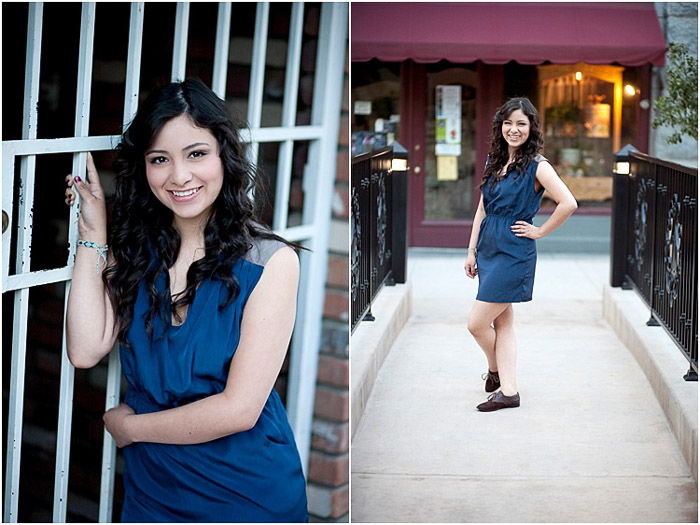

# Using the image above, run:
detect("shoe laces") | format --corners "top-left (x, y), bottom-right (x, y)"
top-left (481, 371), bottom-right (499, 380)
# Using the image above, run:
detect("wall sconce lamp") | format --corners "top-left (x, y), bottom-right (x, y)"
top-left (624, 84), bottom-right (638, 96)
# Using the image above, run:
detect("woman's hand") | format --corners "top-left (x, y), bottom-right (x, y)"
top-left (511, 221), bottom-right (542, 240)
top-left (464, 251), bottom-right (477, 279)
top-left (103, 403), bottom-right (136, 448)
top-left (64, 152), bottom-right (107, 239)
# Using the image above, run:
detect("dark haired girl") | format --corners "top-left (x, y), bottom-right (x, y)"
top-left (463, 97), bottom-right (577, 412)
top-left (65, 78), bottom-right (308, 521)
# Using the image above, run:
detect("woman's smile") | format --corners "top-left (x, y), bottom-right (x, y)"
top-left (168, 186), bottom-right (203, 201)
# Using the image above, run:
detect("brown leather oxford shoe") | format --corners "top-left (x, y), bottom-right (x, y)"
top-left (477, 391), bottom-right (520, 412)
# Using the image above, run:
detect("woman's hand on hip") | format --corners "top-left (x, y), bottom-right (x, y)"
top-left (64, 152), bottom-right (108, 238)
top-left (511, 221), bottom-right (542, 240)
top-left (464, 252), bottom-right (477, 279)
top-left (103, 402), bottom-right (136, 448)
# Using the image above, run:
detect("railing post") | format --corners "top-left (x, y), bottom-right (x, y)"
top-left (611, 144), bottom-right (636, 287)
top-left (390, 142), bottom-right (408, 285)
top-left (646, 160), bottom-right (661, 327)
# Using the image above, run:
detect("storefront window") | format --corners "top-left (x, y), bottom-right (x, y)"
top-left (537, 63), bottom-right (639, 207)
top-left (351, 60), bottom-right (401, 154)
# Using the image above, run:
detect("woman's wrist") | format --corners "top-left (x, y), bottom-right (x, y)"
top-left (78, 230), bottom-right (107, 245)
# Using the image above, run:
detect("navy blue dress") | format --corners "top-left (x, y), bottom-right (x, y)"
top-left (119, 238), bottom-right (308, 522)
top-left (476, 155), bottom-right (546, 303)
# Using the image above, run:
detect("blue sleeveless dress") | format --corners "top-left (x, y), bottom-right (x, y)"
top-left (476, 155), bottom-right (546, 303)
top-left (119, 238), bottom-right (308, 522)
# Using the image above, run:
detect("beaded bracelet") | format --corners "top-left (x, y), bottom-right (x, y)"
top-left (77, 240), bottom-right (109, 273)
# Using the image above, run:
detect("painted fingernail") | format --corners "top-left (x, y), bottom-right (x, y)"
top-left (74, 176), bottom-right (81, 183)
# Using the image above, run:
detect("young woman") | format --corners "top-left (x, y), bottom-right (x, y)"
top-left (64, 78), bottom-right (308, 522)
top-left (464, 97), bottom-right (577, 412)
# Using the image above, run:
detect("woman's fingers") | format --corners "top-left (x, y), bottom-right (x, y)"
top-left (65, 173), bottom-right (76, 205)
top-left (72, 175), bottom-right (91, 200)
top-left (511, 221), bottom-right (529, 236)
top-left (85, 152), bottom-right (103, 189)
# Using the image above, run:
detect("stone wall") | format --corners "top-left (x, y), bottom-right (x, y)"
top-left (650, 2), bottom-right (698, 168)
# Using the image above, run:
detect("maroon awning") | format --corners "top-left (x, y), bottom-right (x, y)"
top-left (352, 2), bottom-right (666, 66)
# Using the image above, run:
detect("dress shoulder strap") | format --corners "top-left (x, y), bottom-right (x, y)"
top-left (244, 235), bottom-right (288, 267)
top-left (533, 154), bottom-right (548, 164)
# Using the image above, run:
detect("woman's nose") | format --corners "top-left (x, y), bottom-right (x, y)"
top-left (169, 160), bottom-right (192, 186)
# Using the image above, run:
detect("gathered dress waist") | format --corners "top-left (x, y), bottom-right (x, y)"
top-left (484, 213), bottom-right (534, 222)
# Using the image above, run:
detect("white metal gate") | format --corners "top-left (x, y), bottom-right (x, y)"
top-left (1, 2), bottom-right (347, 521)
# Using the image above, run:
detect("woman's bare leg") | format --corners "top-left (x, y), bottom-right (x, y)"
top-left (493, 305), bottom-right (517, 396)
top-left (467, 300), bottom-right (510, 373)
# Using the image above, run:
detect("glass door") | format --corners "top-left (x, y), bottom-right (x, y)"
top-left (406, 62), bottom-right (479, 247)
top-left (424, 64), bottom-right (478, 222)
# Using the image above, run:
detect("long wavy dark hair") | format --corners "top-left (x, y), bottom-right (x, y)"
top-left (480, 97), bottom-right (544, 191)
top-left (104, 77), bottom-right (293, 344)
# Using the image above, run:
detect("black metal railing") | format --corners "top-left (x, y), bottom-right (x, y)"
top-left (611, 149), bottom-right (698, 380)
top-left (351, 145), bottom-right (408, 332)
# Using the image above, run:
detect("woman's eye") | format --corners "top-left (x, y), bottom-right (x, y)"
top-left (149, 156), bottom-right (167, 165)
top-left (189, 150), bottom-right (206, 159)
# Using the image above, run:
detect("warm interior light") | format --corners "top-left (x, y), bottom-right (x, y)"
top-left (624, 84), bottom-right (637, 96)
top-left (574, 71), bottom-right (582, 81)
top-left (391, 158), bottom-right (408, 172)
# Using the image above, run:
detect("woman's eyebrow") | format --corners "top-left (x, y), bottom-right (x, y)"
top-left (145, 142), bottom-right (210, 155)
top-left (182, 141), bottom-right (209, 151)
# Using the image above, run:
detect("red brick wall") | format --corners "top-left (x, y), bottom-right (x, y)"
top-left (307, 44), bottom-right (349, 522)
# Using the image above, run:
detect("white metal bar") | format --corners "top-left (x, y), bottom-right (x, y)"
top-left (122, 2), bottom-right (144, 128)
top-left (54, 3), bottom-right (96, 521)
top-left (273, 3), bottom-right (304, 231)
top-left (242, 125), bottom-right (324, 143)
top-left (4, 289), bottom-right (30, 523)
top-left (2, 124), bottom-right (326, 156)
top-left (54, 284), bottom-right (76, 523)
top-left (212, 2), bottom-right (232, 99)
top-left (4, 267), bottom-right (75, 294)
top-left (171, 3), bottom-right (190, 82)
top-left (286, 2), bottom-right (348, 473)
top-left (21, 5), bottom-right (42, 139)
top-left (246, 2), bottom-right (269, 169)
top-left (2, 135), bottom-right (120, 156)
top-left (96, 5), bottom-right (144, 521)
top-left (4, 4), bottom-right (43, 520)
top-left (98, 347), bottom-right (121, 523)
top-left (274, 224), bottom-right (315, 243)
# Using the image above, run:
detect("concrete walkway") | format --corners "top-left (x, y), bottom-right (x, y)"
top-left (351, 253), bottom-right (698, 523)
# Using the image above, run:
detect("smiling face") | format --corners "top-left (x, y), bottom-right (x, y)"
top-left (502, 108), bottom-right (531, 153)
top-left (144, 114), bottom-right (224, 230)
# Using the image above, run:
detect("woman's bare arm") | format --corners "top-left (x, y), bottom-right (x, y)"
top-left (511, 161), bottom-right (578, 240)
top-left (65, 153), bottom-right (118, 368)
top-left (464, 194), bottom-right (485, 278)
